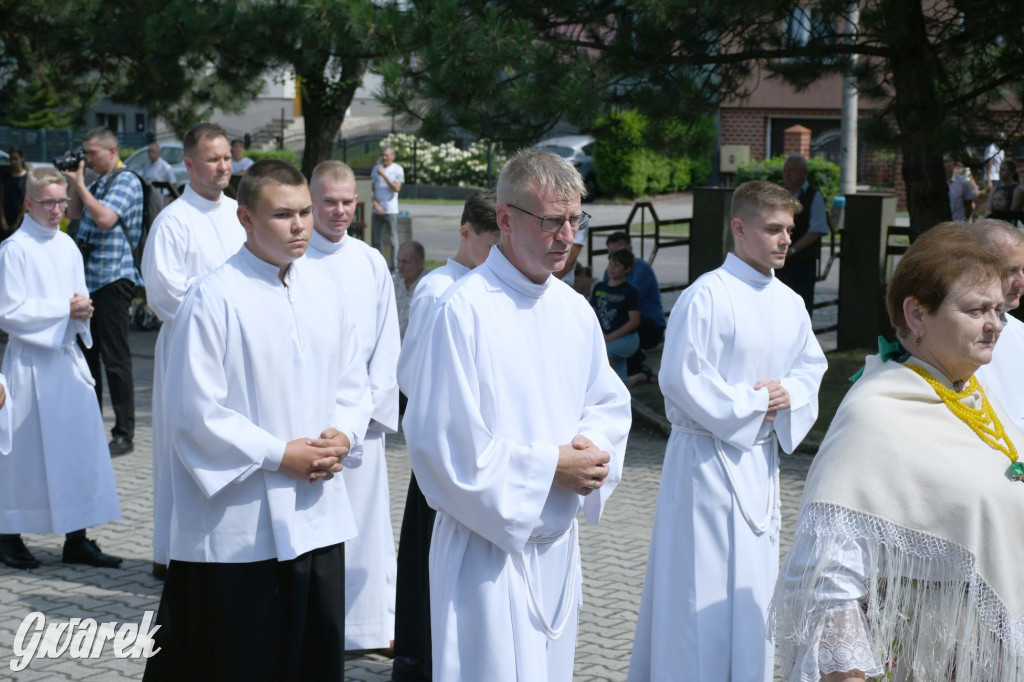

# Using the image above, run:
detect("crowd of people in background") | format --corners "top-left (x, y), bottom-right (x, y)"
top-left (0, 131), bottom-right (1023, 682)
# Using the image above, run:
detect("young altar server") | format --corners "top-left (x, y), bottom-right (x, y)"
top-left (306, 160), bottom-right (401, 651)
top-left (628, 180), bottom-right (827, 682)
top-left (0, 167), bottom-right (123, 570)
top-left (141, 122), bottom-right (245, 579)
top-left (392, 188), bottom-right (499, 680)
top-left (403, 148), bottom-right (631, 681)
top-left (143, 160), bottom-right (371, 681)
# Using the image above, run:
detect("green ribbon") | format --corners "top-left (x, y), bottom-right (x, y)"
top-left (1010, 461), bottom-right (1024, 482)
top-left (850, 336), bottom-right (907, 383)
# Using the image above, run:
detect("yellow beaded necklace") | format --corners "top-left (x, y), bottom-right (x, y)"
top-left (906, 363), bottom-right (1019, 470)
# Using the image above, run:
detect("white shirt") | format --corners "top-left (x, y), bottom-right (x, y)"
top-left (0, 215), bottom-right (121, 533)
top-left (142, 185), bottom-right (244, 325)
top-left (948, 172), bottom-right (976, 221)
top-left (371, 162), bottom-right (405, 214)
top-left (144, 157), bottom-right (176, 192)
top-left (403, 245), bottom-right (631, 679)
top-left (165, 247), bottom-right (372, 562)
top-left (396, 257), bottom-right (470, 394)
top-left (405, 244), bottom-right (631, 540)
top-left (306, 229), bottom-right (400, 436)
top-left (231, 156), bottom-right (254, 174)
top-left (976, 314), bottom-right (1024, 433)
top-left (394, 270), bottom-right (424, 339)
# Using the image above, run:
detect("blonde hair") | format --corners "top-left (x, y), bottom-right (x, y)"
top-left (731, 180), bottom-right (802, 221)
top-left (310, 160), bottom-right (356, 190)
top-left (25, 167), bottom-right (66, 196)
top-left (497, 148), bottom-right (587, 206)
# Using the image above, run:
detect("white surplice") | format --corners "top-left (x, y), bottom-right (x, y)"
top-left (305, 229), bottom-right (401, 648)
top-left (0, 216), bottom-right (121, 533)
top-left (628, 253), bottom-right (826, 682)
top-left (165, 247), bottom-right (372, 562)
top-left (396, 257), bottom-right (471, 394)
top-left (141, 184), bottom-right (244, 564)
top-left (403, 245), bottom-right (632, 682)
top-left (0, 374), bottom-right (10, 455)
top-left (976, 314), bottom-right (1024, 433)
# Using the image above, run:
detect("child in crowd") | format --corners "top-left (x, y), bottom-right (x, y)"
top-left (590, 248), bottom-right (641, 381)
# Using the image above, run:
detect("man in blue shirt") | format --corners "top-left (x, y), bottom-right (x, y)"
top-left (604, 232), bottom-right (666, 383)
top-left (65, 127), bottom-right (143, 456)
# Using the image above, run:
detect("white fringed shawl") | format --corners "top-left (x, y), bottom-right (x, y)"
top-left (772, 355), bottom-right (1024, 681)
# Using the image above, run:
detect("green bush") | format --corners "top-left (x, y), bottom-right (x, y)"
top-left (247, 148), bottom-right (301, 166)
top-left (736, 155), bottom-right (840, 205)
top-left (592, 109), bottom-right (713, 198)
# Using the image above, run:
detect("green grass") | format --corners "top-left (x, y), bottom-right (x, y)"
top-left (808, 348), bottom-right (872, 446)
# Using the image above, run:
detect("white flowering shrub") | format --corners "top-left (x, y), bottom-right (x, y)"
top-left (382, 133), bottom-right (508, 187)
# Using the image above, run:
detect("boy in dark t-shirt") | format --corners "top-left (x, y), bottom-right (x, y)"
top-left (590, 248), bottom-right (641, 381)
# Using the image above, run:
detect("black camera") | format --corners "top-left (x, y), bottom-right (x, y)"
top-left (54, 148), bottom-right (86, 172)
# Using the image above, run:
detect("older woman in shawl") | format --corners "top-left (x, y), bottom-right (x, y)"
top-left (772, 222), bottom-right (1024, 681)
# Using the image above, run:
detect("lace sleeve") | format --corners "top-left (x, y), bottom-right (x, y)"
top-left (816, 602), bottom-right (883, 677)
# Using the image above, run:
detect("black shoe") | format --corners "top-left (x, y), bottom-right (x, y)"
top-left (62, 537), bottom-right (123, 568)
top-left (109, 437), bottom-right (134, 457)
top-left (0, 536), bottom-right (40, 570)
top-left (152, 561), bottom-right (167, 580)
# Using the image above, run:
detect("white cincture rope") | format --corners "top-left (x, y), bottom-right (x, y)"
top-left (512, 520), bottom-right (578, 640)
top-left (672, 424), bottom-right (778, 536)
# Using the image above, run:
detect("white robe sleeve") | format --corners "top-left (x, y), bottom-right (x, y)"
top-left (166, 285), bottom-right (288, 499)
top-left (776, 530), bottom-right (881, 681)
top-left (576, 319), bottom-right (632, 525)
top-left (330, 300), bottom-right (374, 467)
top-left (775, 316), bottom-right (827, 453)
top-left (404, 304), bottom-right (559, 556)
top-left (0, 374), bottom-right (11, 455)
top-left (659, 284), bottom-right (770, 450)
top-left (0, 241), bottom-right (75, 349)
top-left (366, 264), bottom-right (400, 434)
top-left (396, 285), bottom-right (442, 395)
top-left (141, 213), bottom-right (191, 324)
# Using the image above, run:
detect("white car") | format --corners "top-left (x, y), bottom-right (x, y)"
top-left (535, 134), bottom-right (597, 199)
top-left (123, 141), bottom-right (188, 191)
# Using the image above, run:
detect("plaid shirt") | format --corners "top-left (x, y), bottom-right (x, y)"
top-left (77, 169), bottom-right (144, 291)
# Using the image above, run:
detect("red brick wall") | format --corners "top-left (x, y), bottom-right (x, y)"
top-left (721, 106), bottom-right (908, 208)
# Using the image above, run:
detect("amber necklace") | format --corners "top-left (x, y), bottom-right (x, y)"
top-left (906, 363), bottom-right (1024, 480)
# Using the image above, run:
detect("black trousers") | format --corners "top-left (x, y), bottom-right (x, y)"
top-left (79, 278), bottom-right (135, 440)
top-left (626, 316), bottom-right (666, 376)
top-left (144, 543), bottom-right (346, 682)
top-left (392, 474), bottom-right (436, 681)
top-left (776, 260), bottom-right (817, 315)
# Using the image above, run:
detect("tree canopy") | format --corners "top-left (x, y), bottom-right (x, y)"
top-left (378, 0), bottom-right (1024, 235)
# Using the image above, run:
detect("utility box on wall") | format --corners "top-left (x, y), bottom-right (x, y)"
top-left (719, 145), bottom-right (750, 173)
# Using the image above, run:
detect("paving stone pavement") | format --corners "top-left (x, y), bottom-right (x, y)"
top-left (0, 329), bottom-right (815, 680)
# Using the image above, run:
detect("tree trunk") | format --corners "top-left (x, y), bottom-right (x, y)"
top-left (884, 0), bottom-right (951, 241)
top-left (298, 57), bottom-right (364, 178)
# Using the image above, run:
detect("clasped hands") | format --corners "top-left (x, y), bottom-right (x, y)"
top-left (70, 294), bottom-right (93, 321)
top-left (555, 435), bottom-right (611, 497)
top-left (755, 379), bottom-right (790, 423)
top-left (280, 428), bottom-right (350, 483)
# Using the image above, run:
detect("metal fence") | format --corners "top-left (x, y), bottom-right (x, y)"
top-left (0, 127), bottom-right (154, 163)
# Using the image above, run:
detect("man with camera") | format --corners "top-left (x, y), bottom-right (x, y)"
top-left (63, 127), bottom-right (143, 457)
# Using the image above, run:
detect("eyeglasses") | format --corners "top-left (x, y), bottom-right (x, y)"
top-left (30, 198), bottom-right (71, 210)
top-left (507, 204), bottom-right (591, 233)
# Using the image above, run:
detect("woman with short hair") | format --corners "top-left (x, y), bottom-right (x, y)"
top-left (772, 222), bottom-right (1024, 681)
